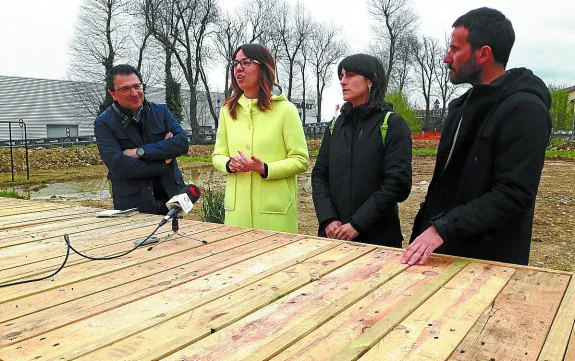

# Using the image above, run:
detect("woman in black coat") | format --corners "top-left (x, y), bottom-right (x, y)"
top-left (311, 54), bottom-right (412, 247)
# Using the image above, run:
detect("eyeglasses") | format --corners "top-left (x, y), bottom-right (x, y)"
top-left (231, 58), bottom-right (260, 69)
top-left (113, 83), bottom-right (145, 93)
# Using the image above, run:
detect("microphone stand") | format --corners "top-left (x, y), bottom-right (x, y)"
top-left (148, 216), bottom-right (207, 251)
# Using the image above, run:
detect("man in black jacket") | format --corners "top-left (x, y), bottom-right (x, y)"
top-left (402, 8), bottom-right (551, 265)
top-left (95, 64), bottom-right (189, 215)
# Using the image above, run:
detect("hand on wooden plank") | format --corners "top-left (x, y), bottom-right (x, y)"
top-left (401, 226), bottom-right (444, 265)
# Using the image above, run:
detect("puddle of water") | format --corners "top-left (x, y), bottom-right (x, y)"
top-left (3, 166), bottom-right (225, 201)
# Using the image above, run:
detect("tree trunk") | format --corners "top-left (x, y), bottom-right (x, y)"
top-left (165, 50), bottom-right (183, 122)
top-left (188, 84), bottom-right (200, 144)
top-left (316, 89), bottom-right (322, 123)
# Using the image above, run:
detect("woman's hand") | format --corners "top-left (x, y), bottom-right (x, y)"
top-left (334, 223), bottom-right (359, 241)
top-left (238, 151), bottom-right (266, 175)
top-left (325, 220), bottom-right (342, 238)
top-left (228, 155), bottom-right (249, 172)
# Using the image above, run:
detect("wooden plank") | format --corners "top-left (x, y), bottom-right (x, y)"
top-left (0, 208), bottom-right (98, 231)
top-left (0, 199), bottom-right (57, 209)
top-left (0, 237), bottom-right (333, 360)
top-left (437, 252), bottom-right (574, 276)
top-left (0, 213), bottom-right (153, 247)
top-left (75, 243), bottom-right (371, 361)
top-left (163, 249), bottom-right (408, 361)
top-left (0, 229), bottom-right (274, 326)
top-left (271, 257), bottom-right (457, 361)
top-left (0, 224), bottom-right (244, 300)
top-left (0, 222), bottom-right (204, 284)
top-left (539, 275), bottom-right (575, 361)
top-left (0, 205), bottom-right (95, 224)
top-left (0, 218), bottom-right (162, 270)
top-left (327, 258), bottom-right (467, 361)
top-left (0, 203), bottom-right (73, 217)
top-left (448, 269), bottom-right (571, 361)
top-left (1, 230), bottom-right (291, 347)
top-left (356, 262), bottom-right (514, 361)
top-left (0, 232), bottom-right (306, 345)
top-left (0, 214), bottom-right (146, 244)
top-left (565, 325), bottom-right (575, 361)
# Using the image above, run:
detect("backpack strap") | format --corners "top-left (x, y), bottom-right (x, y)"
top-left (380, 111), bottom-right (393, 146)
top-left (329, 116), bottom-right (337, 135)
top-left (330, 111), bottom-right (394, 145)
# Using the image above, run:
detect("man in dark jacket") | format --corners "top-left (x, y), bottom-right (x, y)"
top-left (402, 8), bottom-right (551, 266)
top-left (95, 64), bottom-right (189, 215)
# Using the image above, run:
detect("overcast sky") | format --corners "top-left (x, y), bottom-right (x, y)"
top-left (1, 0), bottom-right (574, 114)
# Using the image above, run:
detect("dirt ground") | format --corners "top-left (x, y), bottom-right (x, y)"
top-left (296, 157), bottom-right (575, 271)
top-left (2, 147), bottom-right (574, 271)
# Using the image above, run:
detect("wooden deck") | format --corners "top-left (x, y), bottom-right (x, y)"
top-left (1, 197), bottom-right (574, 361)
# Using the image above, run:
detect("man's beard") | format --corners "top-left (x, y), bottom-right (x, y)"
top-left (449, 58), bottom-right (482, 85)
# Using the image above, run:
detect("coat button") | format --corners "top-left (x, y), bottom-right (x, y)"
top-left (248, 125), bottom-right (252, 130)
top-left (146, 186), bottom-right (151, 190)
top-left (246, 145), bottom-right (250, 150)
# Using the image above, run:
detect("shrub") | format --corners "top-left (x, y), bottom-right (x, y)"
top-left (385, 91), bottom-right (422, 134)
top-left (0, 190), bottom-right (26, 199)
top-left (200, 186), bottom-right (225, 224)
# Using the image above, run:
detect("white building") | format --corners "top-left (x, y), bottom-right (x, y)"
top-left (0, 75), bottom-right (317, 141)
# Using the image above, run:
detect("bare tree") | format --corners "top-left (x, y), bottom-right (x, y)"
top-left (367, 0), bottom-right (418, 91)
top-left (243, 0), bottom-right (278, 44)
top-left (309, 22), bottom-right (346, 123)
top-left (275, 1), bottom-right (314, 99)
top-left (296, 36), bottom-right (312, 125)
top-left (413, 36), bottom-right (440, 130)
top-left (68, 0), bottom-right (130, 115)
top-left (214, 11), bottom-right (247, 98)
top-left (144, 0), bottom-right (218, 143)
top-left (391, 33), bottom-right (417, 94)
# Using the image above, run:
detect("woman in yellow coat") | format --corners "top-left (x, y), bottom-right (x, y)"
top-left (212, 43), bottom-right (309, 233)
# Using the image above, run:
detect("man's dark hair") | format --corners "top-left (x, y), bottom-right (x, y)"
top-left (105, 64), bottom-right (143, 91)
top-left (453, 7), bottom-right (515, 67)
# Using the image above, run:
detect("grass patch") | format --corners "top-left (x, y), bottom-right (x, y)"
top-left (412, 148), bottom-right (575, 158)
top-left (200, 186), bottom-right (225, 224)
top-left (413, 149), bottom-right (438, 156)
top-left (178, 155), bottom-right (212, 164)
top-left (545, 149), bottom-right (575, 158)
top-left (0, 190), bottom-right (26, 199)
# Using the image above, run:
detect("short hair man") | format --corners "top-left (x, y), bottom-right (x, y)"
top-left (94, 64), bottom-right (189, 215)
top-left (402, 8), bottom-right (551, 265)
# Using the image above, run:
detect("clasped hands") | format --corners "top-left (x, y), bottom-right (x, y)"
top-left (228, 150), bottom-right (265, 175)
top-left (325, 220), bottom-right (359, 241)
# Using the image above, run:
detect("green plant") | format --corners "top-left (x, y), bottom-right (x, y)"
top-left (178, 155), bottom-right (212, 164)
top-left (413, 148), bottom-right (438, 156)
top-left (0, 190), bottom-right (26, 199)
top-left (386, 91), bottom-right (422, 134)
top-left (200, 187), bottom-right (225, 224)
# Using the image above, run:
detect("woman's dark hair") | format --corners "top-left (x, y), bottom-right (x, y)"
top-left (337, 54), bottom-right (387, 108)
top-left (225, 43), bottom-right (276, 119)
top-left (453, 7), bottom-right (515, 67)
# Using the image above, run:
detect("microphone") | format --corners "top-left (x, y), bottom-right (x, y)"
top-left (159, 184), bottom-right (201, 226)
